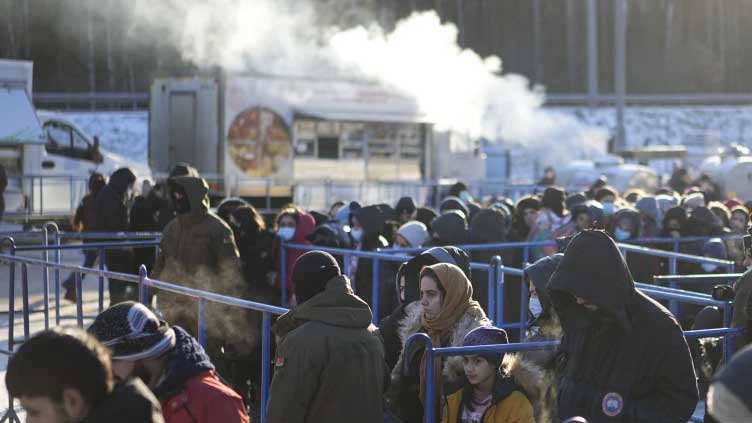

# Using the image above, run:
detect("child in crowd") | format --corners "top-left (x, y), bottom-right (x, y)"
top-left (442, 326), bottom-right (535, 423)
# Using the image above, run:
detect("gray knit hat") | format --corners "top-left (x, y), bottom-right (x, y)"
top-left (88, 302), bottom-right (176, 361)
top-left (397, 221), bottom-right (429, 248)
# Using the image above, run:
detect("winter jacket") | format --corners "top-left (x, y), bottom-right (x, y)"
top-left (442, 355), bottom-right (541, 423)
top-left (82, 378), bottom-right (164, 423)
top-left (732, 268), bottom-right (752, 351)
top-left (386, 299), bottom-right (491, 422)
top-left (548, 230), bottom-right (698, 423)
top-left (267, 275), bottom-right (386, 423)
top-left (274, 210), bottom-right (316, 300)
top-left (74, 192), bottom-right (101, 232)
top-left (152, 327), bottom-right (248, 423)
top-left (130, 195), bottom-right (160, 275)
top-left (153, 177), bottom-right (250, 354)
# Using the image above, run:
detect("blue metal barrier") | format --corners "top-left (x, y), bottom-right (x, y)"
top-left (408, 325), bottom-right (741, 423)
top-left (0, 251), bottom-right (288, 423)
top-left (653, 273), bottom-right (743, 315)
top-left (281, 243), bottom-right (515, 326)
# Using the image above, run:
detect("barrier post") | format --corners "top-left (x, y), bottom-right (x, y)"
top-left (7, 244), bottom-right (16, 352)
top-left (522, 247), bottom-right (529, 267)
top-left (138, 265), bottom-right (149, 305)
top-left (423, 342), bottom-right (436, 423)
top-left (41, 227), bottom-right (50, 330)
top-left (75, 272), bottom-right (83, 328)
top-left (371, 258), bottom-right (380, 324)
top-left (198, 297), bottom-right (206, 347)
top-left (669, 256), bottom-right (677, 275)
top-left (280, 242), bottom-right (288, 306)
top-left (54, 230), bottom-right (62, 325)
top-left (520, 276), bottom-right (529, 342)
top-left (98, 247), bottom-right (106, 313)
top-left (21, 264), bottom-right (30, 341)
top-left (495, 256), bottom-right (504, 328)
top-left (669, 279), bottom-right (679, 317)
top-left (343, 254), bottom-right (352, 284)
top-left (723, 303), bottom-right (734, 363)
top-left (486, 259), bottom-right (496, 324)
top-left (261, 312), bottom-right (271, 423)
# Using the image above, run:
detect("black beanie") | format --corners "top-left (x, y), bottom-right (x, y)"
top-left (292, 251), bottom-right (341, 304)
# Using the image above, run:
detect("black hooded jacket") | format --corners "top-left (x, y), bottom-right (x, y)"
top-left (352, 205), bottom-right (397, 320)
top-left (468, 208), bottom-right (516, 327)
top-left (81, 379), bottom-right (164, 423)
top-left (548, 231), bottom-right (698, 422)
top-left (94, 168), bottom-right (136, 233)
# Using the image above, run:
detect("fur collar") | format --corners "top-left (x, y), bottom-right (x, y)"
top-left (394, 301), bottom-right (491, 384)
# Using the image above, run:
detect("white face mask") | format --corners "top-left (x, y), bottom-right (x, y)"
top-left (351, 229), bottom-right (363, 242)
top-left (614, 227), bottom-right (631, 241)
top-left (702, 263), bottom-right (719, 273)
top-left (529, 296), bottom-right (543, 319)
top-left (277, 227), bottom-right (295, 241)
top-left (459, 191), bottom-right (472, 202)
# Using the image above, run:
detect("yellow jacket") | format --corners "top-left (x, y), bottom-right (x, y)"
top-left (442, 388), bottom-right (535, 423)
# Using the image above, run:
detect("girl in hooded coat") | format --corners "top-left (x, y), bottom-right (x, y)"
top-left (387, 263), bottom-right (490, 422)
top-left (272, 207), bottom-right (315, 305)
top-left (442, 326), bottom-right (538, 423)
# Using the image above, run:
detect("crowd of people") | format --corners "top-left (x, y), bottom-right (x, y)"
top-left (8, 164), bottom-right (752, 423)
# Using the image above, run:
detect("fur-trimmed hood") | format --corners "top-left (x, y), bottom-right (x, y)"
top-left (393, 300), bottom-right (491, 384)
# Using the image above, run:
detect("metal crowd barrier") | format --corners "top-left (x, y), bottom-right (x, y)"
top-left (0, 252), bottom-right (287, 423)
top-left (281, 243), bottom-right (516, 327)
top-left (406, 326), bottom-right (741, 423)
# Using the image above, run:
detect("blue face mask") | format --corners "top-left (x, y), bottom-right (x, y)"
top-left (702, 263), bottom-right (718, 273)
top-left (614, 227), bottom-right (631, 241)
top-left (277, 227), bottom-right (295, 241)
top-left (602, 202), bottom-right (615, 217)
top-left (351, 229), bottom-right (363, 242)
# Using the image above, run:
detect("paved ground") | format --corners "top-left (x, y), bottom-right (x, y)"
top-left (0, 247), bottom-right (115, 421)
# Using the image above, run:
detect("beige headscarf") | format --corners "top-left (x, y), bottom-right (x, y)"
top-left (418, 263), bottom-right (478, 405)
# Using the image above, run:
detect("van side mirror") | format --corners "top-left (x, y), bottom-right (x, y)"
top-left (91, 136), bottom-right (103, 163)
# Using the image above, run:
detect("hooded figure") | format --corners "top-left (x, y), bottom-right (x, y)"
top-left (268, 251), bottom-right (386, 423)
top-left (386, 263), bottom-right (490, 421)
top-left (396, 196), bottom-right (418, 223)
top-left (509, 196), bottom-right (541, 243)
top-left (273, 208), bottom-right (316, 303)
top-left (95, 168), bottom-right (137, 305)
top-left (522, 254), bottom-right (565, 423)
top-left (609, 208), bottom-right (660, 284)
top-left (430, 210), bottom-right (468, 246)
top-left (548, 230), bottom-right (698, 422)
top-left (152, 177), bottom-right (251, 378)
top-left (416, 207), bottom-right (439, 228)
top-left (440, 196), bottom-right (470, 220)
top-left (348, 204), bottom-right (397, 318)
top-left (635, 196), bottom-right (661, 238)
top-left (708, 344), bottom-right (752, 423)
top-left (468, 208), bottom-right (517, 330)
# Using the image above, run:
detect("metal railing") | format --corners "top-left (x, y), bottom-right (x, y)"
top-left (406, 325), bottom-right (741, 423)
top-left (0, 251), bottom-right (287, 423)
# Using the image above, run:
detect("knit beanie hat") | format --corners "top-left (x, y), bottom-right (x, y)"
top-left (708, 345), bottom-right (752, 422)
top-left (684, 192), bottom-right (706, 210)
top-left (88, 302), bottom-right (176, 361)
top-left (462, 326), bottom-right (509, 367)
top-left (292, 251), bottom-right (341, 304)
top-left (398, 221), bottom-right (429, 248)
top-left (440, 196), bottom-right (469, 219)
top-left (566, 193), bottom-right (588, 211)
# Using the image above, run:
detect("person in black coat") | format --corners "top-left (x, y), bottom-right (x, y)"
top-left (348, 204), bottom-right (397, 320)
top-left (95, 168), bottom-right (137, 305)
top-left (427, 210), bottom-right (468, 246)
top-left (468, 207), bottom-right (516, 328)
top-left (548, 230), bottom-right (698, 422)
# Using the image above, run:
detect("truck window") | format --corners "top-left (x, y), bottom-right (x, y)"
top-left (318, 137), bottom-right (340, 159)
top-left (46, 122), bottom-right (72, 151)
top-left (72, 129), bottom-right (91, 151)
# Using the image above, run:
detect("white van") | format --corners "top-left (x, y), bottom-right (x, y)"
top-left (0, 59), bottom-right (151, 222)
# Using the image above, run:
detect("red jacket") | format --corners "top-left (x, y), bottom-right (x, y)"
top-left (161, 370), bottom-right (249, 423)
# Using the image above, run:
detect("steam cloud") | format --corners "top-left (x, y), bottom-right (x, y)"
top-left (128, 0), bottom-right (607, 167)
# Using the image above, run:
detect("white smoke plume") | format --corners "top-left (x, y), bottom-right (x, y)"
top-left (128, 0), bottom-right (606, 164)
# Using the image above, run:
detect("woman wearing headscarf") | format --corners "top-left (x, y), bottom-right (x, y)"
top-left (386, 263), bottom-right (490, 422)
